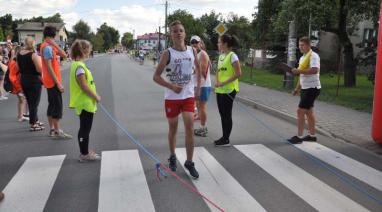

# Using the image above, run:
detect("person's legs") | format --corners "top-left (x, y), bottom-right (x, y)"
top-left (167, 117), bottom-right (178, 155)
top-left (199, 101), bottom-right (207, 126)
top-left (182, 111), bottom-right (194, 161)
top-left (297, 108), bottom-right (306, 137)
top-left (78, 110), bottom-right (94, 155)
top-left (221, 91), bottom-right (236, 140)
top-left (306, 108), bottom-right (316, 135)
top-left (17, 94), bottom-right (27, 120)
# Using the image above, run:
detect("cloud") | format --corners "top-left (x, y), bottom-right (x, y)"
top-left (0, 0), bottom-right (77, 18)
top-left (84, 5), bottom-right (163, 37)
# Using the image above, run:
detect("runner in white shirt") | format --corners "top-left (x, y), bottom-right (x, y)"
top-left (288, 36), bottom-right (321, 144)
top-left (153, 20), bottom-right (201, 179)
top-left (190, 35), bottom-right (212, 137)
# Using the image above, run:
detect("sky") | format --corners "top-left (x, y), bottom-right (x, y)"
top-left (1, 0), bottom-right (258, 38)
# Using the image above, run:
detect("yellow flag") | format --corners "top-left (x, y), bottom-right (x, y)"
top-left (298, 50), bottom-right (312, 71)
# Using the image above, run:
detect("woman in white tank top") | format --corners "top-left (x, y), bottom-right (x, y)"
top-left (190, 35), bottom-right (211, 137)
top-left (153, 20), bottom-right (201, 179)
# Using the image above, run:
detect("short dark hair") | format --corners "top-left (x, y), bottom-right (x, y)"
top-left (220, 34), bottom-right (239, 48)
top-left (43, 26), bottom-right (56, 38)
top-left (299, 36), bottom-right (311, 45)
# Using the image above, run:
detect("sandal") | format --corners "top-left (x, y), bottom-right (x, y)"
top-left (29, 124), bottom-right (45, 131)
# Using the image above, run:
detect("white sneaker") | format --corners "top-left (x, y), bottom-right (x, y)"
top-left (0, 96), bottom-right (8, 101)
top-left (18, 116), bottom-right (29, 122)
top-left (79, 151), bottom-right (101, 162)
top-left (54, 129), bottom-right (73, 139)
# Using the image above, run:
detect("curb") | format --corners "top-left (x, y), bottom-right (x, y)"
top-left (235, 95), bottom-right (345, 141)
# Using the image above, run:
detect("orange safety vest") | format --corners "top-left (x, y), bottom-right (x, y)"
top-left (40, 42), bottom-right (61, 88)
top-left (8, 60), bottom-right (22, 94)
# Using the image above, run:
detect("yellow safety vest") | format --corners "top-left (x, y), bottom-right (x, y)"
top-left (215, 52), bottom-right (240, 94)
top-left (69, 61), bottom-right (97, 115)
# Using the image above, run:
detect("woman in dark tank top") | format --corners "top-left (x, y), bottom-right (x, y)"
top-left (17, 36), bottom-right (44, 131)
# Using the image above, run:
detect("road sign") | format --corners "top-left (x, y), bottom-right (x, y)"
top-left (214, 23), bottom-right (228, 36)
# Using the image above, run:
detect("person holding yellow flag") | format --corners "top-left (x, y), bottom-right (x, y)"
top-left (288, 36), bottom-right (321, 144)
top-left (69, 40), bottom-right (101, 162)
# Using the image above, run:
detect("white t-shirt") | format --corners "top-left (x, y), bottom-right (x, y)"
top-left (299, 50), bottom-right (321, 89)
top-left (164, 46), bottom-right (195, 100)
top-left (76, 67), bottom-right (85, 76)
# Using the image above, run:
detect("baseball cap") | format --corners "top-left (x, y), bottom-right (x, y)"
top-left (190, 35), bottom-right (201, 43)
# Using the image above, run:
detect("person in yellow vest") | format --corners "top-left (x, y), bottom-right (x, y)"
top-left (288, 36), bottom-right (321, 144)
top-left (214, 34), bottom-right (242, 146)
top-left (69, 39), bottom-right (101, 162)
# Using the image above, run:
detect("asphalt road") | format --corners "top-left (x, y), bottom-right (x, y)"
top-left (0, 54), bottom-right (381, 212)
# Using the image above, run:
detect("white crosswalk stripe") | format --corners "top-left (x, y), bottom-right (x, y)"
top-left (235, 144), bottom-right (369, 212)
top-left (1, 143), bottom-right (380, 211)
top-left (98, 150), bottom-right (155, 212)
top-left (0, 155), bottom-right (66, 212)
top-left (176, 147), bottom-right (266, 212)
top-left (296, 142), bottom-right (382, 191)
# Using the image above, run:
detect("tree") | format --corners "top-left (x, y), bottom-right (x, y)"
top-left (0, 28), bottom-right (4, 41)
top-left (271, 0), bottom-right (380, 87)
top-left (252, 0), bottom-right (283, 48)
top-left (226, 14), bottom-right (254, 50)
top-left (72, 20), bottom-right (92, 40)
top-left (96, 23), bottom-right (120, 51)
top-left (167, 10), bottom-right (204, 44)
top-left (0, 14), bottom-right (13, 41)
top-left (91, 32), bottom-right (105, 52)
top-left (121, 32), bottom-right (134, 49)
top-left (198, 11), bottom-right (222, 50)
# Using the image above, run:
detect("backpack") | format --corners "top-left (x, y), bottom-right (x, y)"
top-left (3, 70), bottom-right (13, 93)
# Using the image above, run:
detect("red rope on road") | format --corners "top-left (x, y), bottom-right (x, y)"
top-left (159, 163), bottom-right (225, 212)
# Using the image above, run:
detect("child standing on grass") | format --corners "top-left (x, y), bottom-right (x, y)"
top-left (69, 39), bottom-right (101, 162)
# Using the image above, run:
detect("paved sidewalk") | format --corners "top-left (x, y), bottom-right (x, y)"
top-left (236, 82), bottom-right (382, 155)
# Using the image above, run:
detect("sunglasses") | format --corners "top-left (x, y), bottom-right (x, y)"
top-left (190, 40), bottom-right (199, 44)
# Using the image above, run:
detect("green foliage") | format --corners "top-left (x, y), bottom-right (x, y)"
top-left (121, 32), bottom-right (134, 49)
top-left (91, 32), bottom-right (105, 52)
top-left (97, 23), bottom-right (120, 51)
top-left (240, 66), bottom-right (374, 112)
top-left (198, 11), bottom-right (222, 50)
top-left (0, 28), bottom-right (4, 41)
top-left (72, 20), bottom-right (92, 40)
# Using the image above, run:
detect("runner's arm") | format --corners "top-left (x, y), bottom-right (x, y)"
top-left (153, 50), bottom-right (176, 90)
top-left (199, 51), bottom-right (209, 80)
top-left (76, 74), bottom-right (99, 101)
top-left (31, 53), bottom-right (42, 74)
top-left (193, 48), bottom-right (201, 91)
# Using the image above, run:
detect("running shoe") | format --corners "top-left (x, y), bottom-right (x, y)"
top-left (194, 127), bottom-right (208, 137)
top-left (287, 136), bottom-right (303, 144)
top-left (184, 160), bottom-right (199, 179)
top-left (0, 96), bottom-right (8, 101)
top-left (214, 137), bottom-right (231, 147)
top-left (55, 129), bottom-right (73, 139)
top-left (79, 151), bottom-right (101, 162)
top-left (49, 129), bottom-right (56, 137)
top-left (168, 154), bottom-right (177, 172)
top-left (301, 135), bottom-right (317, 142)
top-left (18, 116), bottom-right (29, 122)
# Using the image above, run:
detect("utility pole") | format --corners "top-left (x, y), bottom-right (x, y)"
top-left (158, 26), bottom-right (161, 51)
top-left (285, 20), bottom-right (297, 88)
top-left (165, 0), bottom-right (168, 48)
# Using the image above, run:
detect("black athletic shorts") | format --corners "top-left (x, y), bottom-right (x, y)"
top-left (299, 88), bottom-right (320, 109)
top-left (47, 85), bottom-right (63, 119)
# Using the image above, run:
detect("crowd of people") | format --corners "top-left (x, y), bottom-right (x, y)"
top-left (0, 20), bottom-right (321, 199)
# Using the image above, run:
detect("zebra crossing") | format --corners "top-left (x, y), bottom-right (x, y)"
top-left (0, 143), bottom-right (381, 212)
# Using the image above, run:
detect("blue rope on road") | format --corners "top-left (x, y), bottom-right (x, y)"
top-left (98, 103), bottom-right (167, 178)
top-left (229, 95), bottom-right (382, 206)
